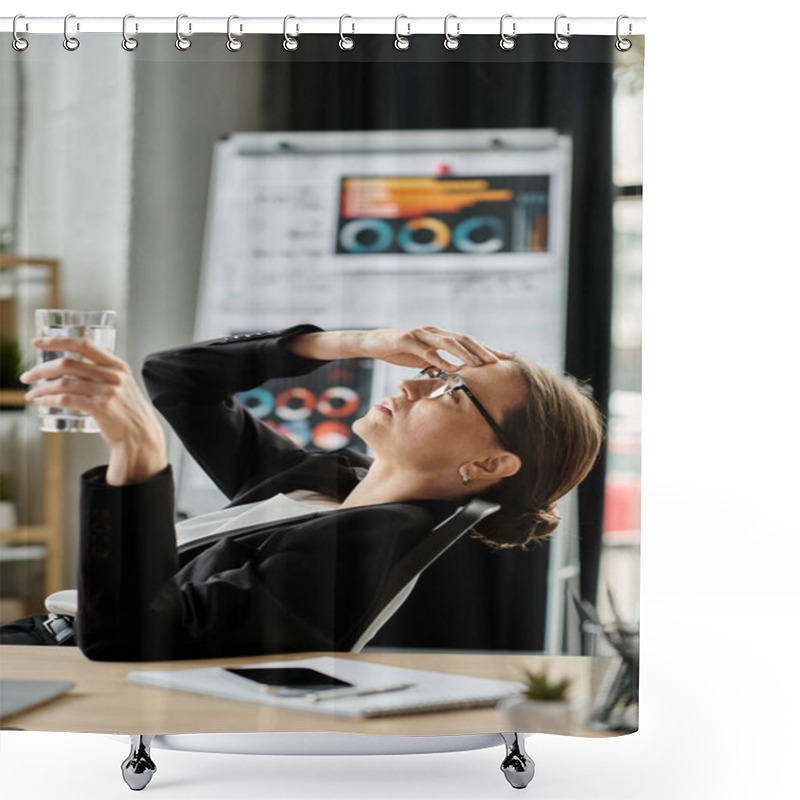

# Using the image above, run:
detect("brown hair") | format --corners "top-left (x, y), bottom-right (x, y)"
top-left (471, 354), bottom-right (605, 549)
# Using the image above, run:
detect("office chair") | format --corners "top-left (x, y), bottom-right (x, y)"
top-left (45, 497), bottom-right (535, 791)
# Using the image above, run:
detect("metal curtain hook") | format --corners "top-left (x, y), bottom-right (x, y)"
top-left (227, 15), bottom-right (243, 51)
top-left (394, 15), bottom-right (411, 50)
top-left (283, 15), bottom-right (299, 51)
top-left (12, 14), bottom-right (29, 51)
top-left (175, 14), bottom-right (191, 50)
top-left (616, 15), bottom-right (632, 51)
top-left (500, 14), bottom-right (516, 50)
top-left (63, 13), bottom-right (80, 51)
top-left (339, 14), bottom-right (355, 50)
top-left (554, 14), bottom-right (570, 51)
top-left (444, 14), bottom-right (460, 50)
top-left (122, 14), bottom-right (138, 51)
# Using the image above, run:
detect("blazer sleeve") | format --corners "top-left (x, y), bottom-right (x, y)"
top-left (76, 464), bottom-right (181, 661)
top-left (75, 463), bottom-right (327, 661)
top-left (141, 324), bottom-right (331, 501)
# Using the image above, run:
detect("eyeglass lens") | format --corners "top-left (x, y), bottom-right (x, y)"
top-left (414, 368), bottom-right (459, 398)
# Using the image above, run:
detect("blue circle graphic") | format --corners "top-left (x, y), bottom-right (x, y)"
top-left (339, 218), bottom-right (394, 253)
top-left (452, 216), bottom-right (505, 253)
top-left (236, 388), bottom-right (275, 419)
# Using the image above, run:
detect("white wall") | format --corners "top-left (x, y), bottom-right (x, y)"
top-left (1, 35), bottom-right (265, 585)
top-left (2, 36), bottom-right (133, 585)
top-left (126, 41), bottom-right (266, 372)
top-left (0, 58), bottom-right (20, 250)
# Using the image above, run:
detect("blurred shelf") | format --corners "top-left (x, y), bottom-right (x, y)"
top-left (0, 254), bottom-right (64, 608)
top-left (0, 524), bottom-right (52, 546)
top-left (0, 389), bottom-right (27, 407)
top-left (0, 543), bottom-right (47, 560)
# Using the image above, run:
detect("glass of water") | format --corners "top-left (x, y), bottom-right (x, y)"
top-left (34, 309), bottom-right (117, 433)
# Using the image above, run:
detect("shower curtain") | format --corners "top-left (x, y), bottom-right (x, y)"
top-left (0, 16), bottom-right (643, 758)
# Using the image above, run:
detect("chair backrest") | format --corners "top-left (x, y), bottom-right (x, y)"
top-left (346, 498), bottom-right (500, 653)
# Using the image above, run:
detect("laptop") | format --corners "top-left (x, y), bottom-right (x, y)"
top-left (0, 679), bottom-right (75, 721)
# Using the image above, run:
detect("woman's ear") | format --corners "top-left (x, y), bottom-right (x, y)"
top-left (462, 451), bottom-right (521, 484)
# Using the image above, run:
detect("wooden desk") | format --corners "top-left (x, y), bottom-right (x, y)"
top-left (0, 646), bottom-right (623, 738)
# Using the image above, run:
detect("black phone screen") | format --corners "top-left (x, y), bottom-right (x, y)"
top-left (223, 667), bottom-right (353, 691)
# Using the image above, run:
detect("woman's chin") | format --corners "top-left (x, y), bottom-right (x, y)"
top-left (352, 414), bottom-right (384, 450)
top-left (351, 416), bottom-right (368, 440)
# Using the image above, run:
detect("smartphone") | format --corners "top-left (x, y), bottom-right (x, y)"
top-left (223, 667), bottom-right (353, 695)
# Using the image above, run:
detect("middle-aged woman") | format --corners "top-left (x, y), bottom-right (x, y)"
top-left (12, 324), bottom-right (604, 661)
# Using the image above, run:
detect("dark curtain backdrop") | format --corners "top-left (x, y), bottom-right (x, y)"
top-left (258, 36), bottom-right (613, 651)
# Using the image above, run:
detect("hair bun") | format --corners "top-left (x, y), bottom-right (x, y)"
top-left (531, 502), bottom-right (561, 536)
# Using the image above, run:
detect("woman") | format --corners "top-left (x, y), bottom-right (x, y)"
top-left (9, 324), bottom-right (603, 661)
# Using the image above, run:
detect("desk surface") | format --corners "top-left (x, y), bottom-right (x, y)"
top-left (0, 647), bottom-right (623, 737)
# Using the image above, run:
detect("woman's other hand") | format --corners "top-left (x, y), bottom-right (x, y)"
top-left (20, 337), bottom-right (168, 486)
top-left (286, 326), bottom-right (510, 371)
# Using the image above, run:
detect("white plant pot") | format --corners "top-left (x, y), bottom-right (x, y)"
top-left (499, 696), bottom-right (575, 733)
top-left (0, 500), bottom-right (17, 531)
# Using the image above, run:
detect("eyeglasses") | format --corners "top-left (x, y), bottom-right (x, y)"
top-left (412, 366), bottom-right (513, 452)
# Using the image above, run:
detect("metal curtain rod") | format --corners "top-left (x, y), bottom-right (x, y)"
top-left (0, 15), bottom-right (646, 37)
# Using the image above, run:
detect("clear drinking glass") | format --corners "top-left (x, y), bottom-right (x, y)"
top-left (34, 309), bottom-right (117, 433)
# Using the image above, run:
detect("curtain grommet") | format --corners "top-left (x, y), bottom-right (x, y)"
top-left (499, 14), bottom-right (516, 51)
top-left (283, 15), bottom-right (299, 51)
top-left (121, 14), bottom-right (138, 51)
top-left (339, 15), bottom-right (355, 51)
top-left (175, 14), bottom-right (191, 51)
top-left (226, 15), bottom-right (243, 52)
top-left (394, 15), bottom-right (411, 50)
top-left (12, 15), bottom-right (29, 51)
top-left (63, 13), bottom-right (80, 51)
top-left (553, 14), bottom-right (570, 51)
top-left (444, 14), bottom-right (460, 50)
top-left (615, 15), bottom-right (633, 51)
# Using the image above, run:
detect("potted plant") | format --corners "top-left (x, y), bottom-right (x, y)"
top-left (0, 335), bottom-right (26, 390)
top-left (0, 474), bottom-right (18, 531)
top-left (501, 666), bottom-right (574, 732)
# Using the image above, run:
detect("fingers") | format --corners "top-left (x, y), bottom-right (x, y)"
top-left (20, 337), bottom-right (128, 387)
top-left (460, 336), bottom-right (511, 363)
top-left (24, 374), bottom-right (114, 405)
top-left (400, 335), bottom-right (457, 372)
top-left (417, 326), bottom-right (509, 369)
top-left (486, 346), bottom-right (512, 360)
top-left (20, 356), bottom-right (123, 386)
top-left (27, 389), bottom-right (100, 416)
top-left (30, 336), bottom-right (123, 369)
top-left (420, 332), bottom-right (479, 368)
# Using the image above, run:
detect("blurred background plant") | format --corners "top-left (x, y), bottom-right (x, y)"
top-left (0, 335), bottom-right (25, 389)
top-left (522, 668), bottom-right (572, 702)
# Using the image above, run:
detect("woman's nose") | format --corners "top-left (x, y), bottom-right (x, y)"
top-left (396, 379), bottom-right (416, 400)
top-left (396, 378), bottom-right (436, 400)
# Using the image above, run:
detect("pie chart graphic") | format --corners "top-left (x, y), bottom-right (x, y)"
top-left (274, 387), bottom-right (317, 421)
top-left (317, 386), bottom-right (360, 418)
top-left (452, 216), bottom-right (505, 253)
top-left (311, 421), bottom-right (351, 450)
top-left (236, 387), bottom-right (275, 419)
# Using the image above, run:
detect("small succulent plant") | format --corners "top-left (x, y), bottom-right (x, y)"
top-left (522, 668), bottom-right (571, 702)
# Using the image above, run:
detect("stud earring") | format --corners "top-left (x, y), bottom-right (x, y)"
top-left (461, 473), bottom-right (470, 486)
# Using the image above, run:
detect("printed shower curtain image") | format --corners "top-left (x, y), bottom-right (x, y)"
top-left (0, 28), bottom-right (641, 742)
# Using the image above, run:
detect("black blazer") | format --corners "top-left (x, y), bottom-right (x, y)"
top-left (76, 325), bottom-right (458, 662)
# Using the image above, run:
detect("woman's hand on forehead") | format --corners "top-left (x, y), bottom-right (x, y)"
top-left (356, 326), bottom-right (510, 371)
top-left (284, 326), bottom-right (509, 371)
